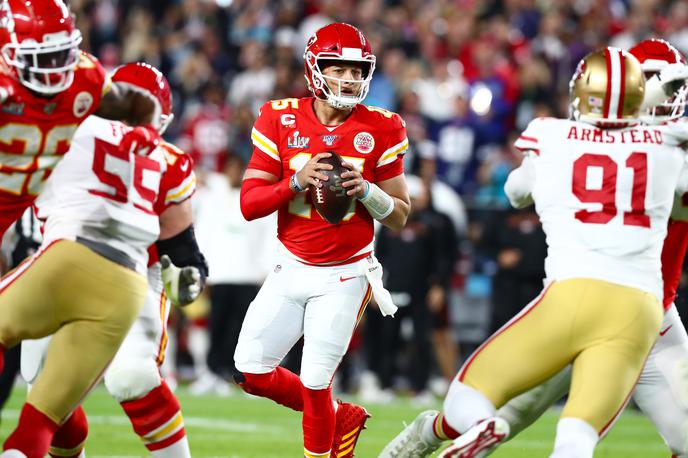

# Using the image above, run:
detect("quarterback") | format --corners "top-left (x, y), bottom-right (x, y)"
top-left (235, 22), bottom-right (410, 458)
top-left (0, 63), bottom-right (192, 458)
top-left (0, 0), bottom-right (159, 238)
top-left (383, 47), bottom-right (688, 458)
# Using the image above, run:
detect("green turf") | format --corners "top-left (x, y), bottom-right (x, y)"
top-left (0, 384), bottom-right (667, 457)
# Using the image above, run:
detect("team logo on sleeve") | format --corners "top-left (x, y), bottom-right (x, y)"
top-left (354, 132), bottom-right (374, 154)
top-left (73, 91), bottom-right (94, 118)
top-left (288, 131), bottom-right (310, 149)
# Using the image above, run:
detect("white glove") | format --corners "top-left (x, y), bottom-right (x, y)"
top-left (160, 255), bottom-right (202, 306)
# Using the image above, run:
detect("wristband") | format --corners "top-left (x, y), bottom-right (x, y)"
top-left (289, 173), bottom-right (305, 193)
top-left (358, 181), bottom-right (395, 220)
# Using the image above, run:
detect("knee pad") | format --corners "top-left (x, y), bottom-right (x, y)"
top-left (104, 359), bottom-right (161, 402)
top-left (300, 365), bottom-right (332, 390)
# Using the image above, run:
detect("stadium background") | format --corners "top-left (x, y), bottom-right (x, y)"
top-left (2, 0), bottom-right (688, 456)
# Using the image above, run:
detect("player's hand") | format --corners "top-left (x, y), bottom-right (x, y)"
top-left (296, 152), bottom-right (333, 189)
top-left (160, 255), bottom-right (203, 307)
top-left (341, 161), bottom-right (367, 198)
top-left (119, 125), bottom-right (160, 157)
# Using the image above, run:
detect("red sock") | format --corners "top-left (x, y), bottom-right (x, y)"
top-left (49, 406), bottom-right (88, 458)
top-left (433, 413), bottom-right (460, 440)
top-left (237, 367), bottom-right (304, 411)
top-left (4, 403), bottom-right (59, 458)
top-left (302, 387), bottom-right (335, 455)
top-left (120, 380), bottom-right (186, 451)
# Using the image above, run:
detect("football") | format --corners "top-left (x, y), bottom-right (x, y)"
top-left (309, 151), bottom-right (355, 224)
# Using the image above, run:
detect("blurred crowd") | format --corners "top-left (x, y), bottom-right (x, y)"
top-left (67, 0), bottom-right (688, 400)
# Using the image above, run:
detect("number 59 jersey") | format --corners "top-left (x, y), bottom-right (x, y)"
top-left (35, 116), bottom-right (167, 273)
top-left (513, 117), bottom-right (688, 301)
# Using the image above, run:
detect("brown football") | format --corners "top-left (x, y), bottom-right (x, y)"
top-left (309, 151), bottom-right (355, 224)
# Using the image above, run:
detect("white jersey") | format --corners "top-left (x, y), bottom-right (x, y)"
top-left (35, 116), bottom-right (167, 273)
top-left (507, 117), bottom-right (688, 301)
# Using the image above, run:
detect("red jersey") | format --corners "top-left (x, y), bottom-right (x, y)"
top-left (247, 97), bottom-right (408, 264)
top-left (661, 193), bottom-right (688, 309)
top-left (148, 141), bottom-right (197, 266)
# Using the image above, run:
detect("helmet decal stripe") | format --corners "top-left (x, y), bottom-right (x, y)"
top-left (603, 49), bottom-right (613, 118)
top-left (607, 48), bottom-right (623, 119)
top-left (617, 51), bottom-right (626, 119)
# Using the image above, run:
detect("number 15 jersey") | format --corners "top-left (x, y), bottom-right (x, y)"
top-left (511, 117), bottom-right (688, 301)
top-left (247, 97), bottom-right (408, 265)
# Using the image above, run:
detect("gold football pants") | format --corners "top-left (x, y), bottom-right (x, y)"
top-left (458, 278), bottom-right (663, 434)
top-left (0, 239), bottom-right (146, 423)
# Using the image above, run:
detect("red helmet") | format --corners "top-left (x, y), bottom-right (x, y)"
top-left (303, 23), bottom-right (376, 109)
top-left (629, 38), bottom-right (687, 124)
top-left (111, 62), bottom-right (173, 134)
top-left (0, 0), bottom-right (82, 95)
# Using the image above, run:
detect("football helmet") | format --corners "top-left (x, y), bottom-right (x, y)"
top-left (569, 47), bottom-right (645, 127)
top-left (0, 0), bottom-right (82, 95)
top-left (629, 38), bottom-right (688, 124)
top-left (303, 22), bottom-right (376, 110)
top-left (111, 62), bottom-right (173, 134)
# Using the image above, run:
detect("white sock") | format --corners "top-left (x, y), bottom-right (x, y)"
top-left (549, 417), bottom-right (598, 458)
top-left (0, 451), bottom-right (28, 458)
top-left (151, 437), bottom-right (191, 458)
top-left (443, 380), bottom-right (496, 433)
top-left (420, 412), bottom-right (443, 444)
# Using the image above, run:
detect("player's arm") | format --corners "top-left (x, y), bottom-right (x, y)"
top-left (157, 201), bottom-right (209, 306)
top-left (504, 156), bottom-right (535, 208)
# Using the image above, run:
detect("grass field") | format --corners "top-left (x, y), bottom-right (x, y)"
top-left (0, 384), bottom-right (668, 457)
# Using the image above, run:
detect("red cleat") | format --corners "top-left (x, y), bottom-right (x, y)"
top-left (331, 400), bottom-right (371, 457)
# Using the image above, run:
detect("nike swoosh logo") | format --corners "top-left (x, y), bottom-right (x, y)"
top-left (339, 276), bottom-right (356, 282)
top-left (180, 161), bottom-right (189, 172)
top-left (660, 325), bottom-right (673, 337)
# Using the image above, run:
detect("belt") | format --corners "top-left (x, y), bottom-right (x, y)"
top-left (76, 236), bottom-right (137, 271)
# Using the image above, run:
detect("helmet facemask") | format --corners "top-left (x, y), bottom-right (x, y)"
top-left (2, 29), bottom-right (82, 95)
top-left (305, 52), bottom-right (375, 109)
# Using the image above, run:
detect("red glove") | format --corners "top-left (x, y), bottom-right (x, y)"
top-left (119, 125), bottom-right (160, 156)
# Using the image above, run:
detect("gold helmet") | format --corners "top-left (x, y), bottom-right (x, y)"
top-left (569, 47), bottom-right (645, 126)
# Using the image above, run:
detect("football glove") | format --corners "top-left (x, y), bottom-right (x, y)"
top-left (160, 254), bottom-right (202, 306)
top-left (119, 124), bottom-right (160, 157)
top-left (0, 84), bottom-right (14, 104)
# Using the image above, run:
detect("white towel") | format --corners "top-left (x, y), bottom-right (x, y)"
top-left (359, 255), bottom-right (397, 317)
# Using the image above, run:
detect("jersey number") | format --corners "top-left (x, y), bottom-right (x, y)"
top-left (572, 152), bottom-right (650, 228)
top-left (89, 139), bottom-right (161, 214)
top-left (288, 152), bottom-right (364, 220)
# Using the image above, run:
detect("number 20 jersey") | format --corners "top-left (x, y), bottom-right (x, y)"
top-left (248, 97), bottom-right (408, 264)
top-left (35, 116), bottom-right (168, 273)
top-left (514, 117), bottom-right (688, 301)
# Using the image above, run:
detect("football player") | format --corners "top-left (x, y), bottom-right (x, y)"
top-left (379, 39), bottom-right (688, 458)
top-left (382, 46), bottom-right (688, 458)
top-left (18, 63), bottom-right (206, 458)
top-left (0, 0), bottom-right (160, 239)
top-left (234, 22), bottom-right (410, 458)
top-left (0, 63), bottom-right (194, 458)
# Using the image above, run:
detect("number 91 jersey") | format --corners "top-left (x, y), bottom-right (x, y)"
top-left (248, 97), bottom-right (408, 264)
top-left (514, 117), bottom-right (688, 301)
top-left (35, 116), bottom-right (167, 274)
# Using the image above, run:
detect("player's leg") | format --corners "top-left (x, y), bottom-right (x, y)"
top-left (233, 259), bottom-right (307, 411)
top-left (2, 241), bottom-right (146, 457)
top-left (301, 266), bottom-right (372, 458)
top-left (632, 305), bottom-right (688, 457)
top-left (104, 264), bottom-right (190, 458)
top-left (553, 280), bottom-right (662, 458)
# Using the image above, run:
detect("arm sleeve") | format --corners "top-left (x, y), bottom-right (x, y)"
top-left (240, 177), bottom-right (294, 221)
top-left (375, 113), bottom-right (409, 182)
top-left (504, 156), bottom-right (535, 209)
